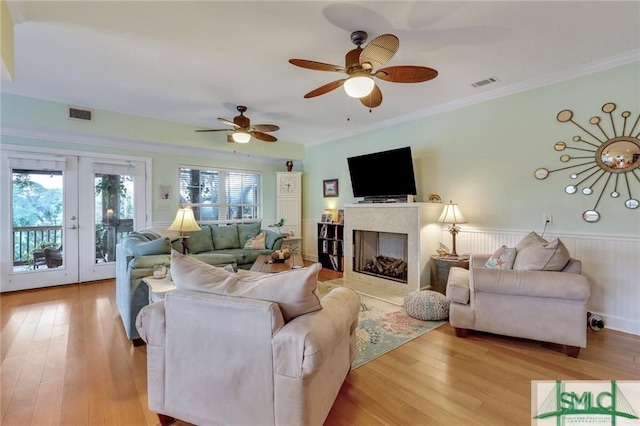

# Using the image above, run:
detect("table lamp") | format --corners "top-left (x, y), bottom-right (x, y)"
top-left (436, 200), bottom-right (468, 257)
top-left (168, 207), bottom-right (201, 254)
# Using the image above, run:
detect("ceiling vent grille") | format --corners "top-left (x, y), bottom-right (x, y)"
top-left (471, 76), bottom-right (499, 88)
top-left (68, 107), bottom-right (93, 121)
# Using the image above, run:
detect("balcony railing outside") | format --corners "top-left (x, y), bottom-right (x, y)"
top-left (13, 221), bottom-right (135, 269)
top-left (13, 226), bottom-right (63, 266)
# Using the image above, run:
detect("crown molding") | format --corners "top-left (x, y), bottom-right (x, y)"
top-left (307, 50), bottom-right (640, 146)
top-left (0, 124), bottom-right (288, 165)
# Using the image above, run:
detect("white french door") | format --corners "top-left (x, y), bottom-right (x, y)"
top-left (1, 149), bottom-right (148, 292)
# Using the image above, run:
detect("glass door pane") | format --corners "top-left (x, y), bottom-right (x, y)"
top-left (95, 173), bottom-right (134, 263)
top-left (12, 170), bottom-right (64, 271)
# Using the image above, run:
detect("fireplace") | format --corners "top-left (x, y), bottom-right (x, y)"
top-left (354, 230), bottom-right (408, 283)
top-left (344, 203), bottom-right (441, 297)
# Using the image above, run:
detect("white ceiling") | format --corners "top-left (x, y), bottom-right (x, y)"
top-left (3, 1), bottom-right (640, 146)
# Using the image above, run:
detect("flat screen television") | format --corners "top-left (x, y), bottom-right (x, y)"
top-left (347, 146), bottom-right (417, 199)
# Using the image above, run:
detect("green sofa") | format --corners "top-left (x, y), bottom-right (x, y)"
top-left (115, 223), bottom-right (284, 341)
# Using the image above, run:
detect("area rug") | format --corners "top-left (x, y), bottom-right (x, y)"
top-left (317, 281), bottom-right (446, 369)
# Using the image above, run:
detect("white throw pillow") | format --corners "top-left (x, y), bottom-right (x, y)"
top-left (169, 250), bottom-right (322, 321)
top-left (513, 232), bottom-right (571, 271)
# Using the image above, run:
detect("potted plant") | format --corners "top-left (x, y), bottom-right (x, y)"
top-left (268, 218), bottom-right (285, 235)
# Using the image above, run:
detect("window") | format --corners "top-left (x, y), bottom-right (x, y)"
top-left (178, 167), bottom-right (261, 223)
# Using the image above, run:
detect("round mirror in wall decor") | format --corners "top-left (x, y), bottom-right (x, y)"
top-left (535, 102), bottom-right (640, 223)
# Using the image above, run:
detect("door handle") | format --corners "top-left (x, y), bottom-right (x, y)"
top-left (67, 225), bottom-right (78, 230)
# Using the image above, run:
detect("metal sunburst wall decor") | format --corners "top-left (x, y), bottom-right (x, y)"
top-left (535, 102), bottom-right (640, 223)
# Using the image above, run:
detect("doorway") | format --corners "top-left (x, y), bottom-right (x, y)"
top-left (1, 149), bottom-right (149, 292)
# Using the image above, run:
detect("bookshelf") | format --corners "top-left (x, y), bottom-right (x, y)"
top-left (317, 222), bottom-right (344, 272)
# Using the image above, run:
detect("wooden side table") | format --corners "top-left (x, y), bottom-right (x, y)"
top-left (143, 276), bottom-right (176, 303)
top-left (430, 255), bottom-right (470, 294)
top-left (281, 236), bottom-right (302, 254)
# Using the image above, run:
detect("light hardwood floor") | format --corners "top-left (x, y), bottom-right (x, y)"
top-left (2, 275), bottom-right (639, 426)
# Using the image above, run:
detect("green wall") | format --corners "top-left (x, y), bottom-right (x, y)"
top-left (2, 62), bottom-right (639, 235)
top-left (304, 62), bottom-right (640, 235)
top-left (1, 94), bottom-right (304, 223)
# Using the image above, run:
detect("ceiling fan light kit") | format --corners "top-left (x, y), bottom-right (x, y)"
top-left (196, 105), bottom-right (279, 143)
top-left (232, 130), bottom-right (251, 143)
top-left (344, 74), bottom-right (375, 98)
top-left (289, 30), bottom-right (438, 108)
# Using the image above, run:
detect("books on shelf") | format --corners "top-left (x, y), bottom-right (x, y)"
top-left (329, 255), bottom-right (339, 270)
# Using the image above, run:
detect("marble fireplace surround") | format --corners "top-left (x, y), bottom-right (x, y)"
top-left (344, 203), bottom-right (441, 298)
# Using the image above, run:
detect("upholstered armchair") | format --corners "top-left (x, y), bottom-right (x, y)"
top-left (136, 252), bottom-right (360, 426)
top-left (447, 252), bottom-right (591, 357)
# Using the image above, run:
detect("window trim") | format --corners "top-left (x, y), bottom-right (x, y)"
top-left (178, 165), bottom-right (263, 225)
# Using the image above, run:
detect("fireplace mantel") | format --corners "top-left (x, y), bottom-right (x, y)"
top-left (344, 203), bottom-right (442, 296)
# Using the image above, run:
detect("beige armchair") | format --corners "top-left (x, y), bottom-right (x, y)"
top-left (447, 254), bottom-right (591, 357)
top-left (136, 281), bottom-right (360, 425)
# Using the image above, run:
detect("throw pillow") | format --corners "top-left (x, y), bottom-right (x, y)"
top-left (484, 245), bottom-right (517, 269)
top-left (126, 237), bottom-right (172, 256)
top-left (513, 233), bottom-right (571, 271)
top-left (170, 251), bottom-right (322, 321)
top-left (237, 222), bottom-right (262, 246)
top-left (515, 231), bottom-right (546, 252)
top-left (243, 231), bottom-right (266, 249)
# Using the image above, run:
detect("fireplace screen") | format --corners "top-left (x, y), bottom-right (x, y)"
top-left (354, 230), bottom-right (408, 283)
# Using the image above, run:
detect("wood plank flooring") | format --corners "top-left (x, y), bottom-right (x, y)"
top-left (2, 274), bottom-right (639, 425)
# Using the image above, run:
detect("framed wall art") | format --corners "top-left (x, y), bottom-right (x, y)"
top-left (323, 179), bottom-right (339, 197)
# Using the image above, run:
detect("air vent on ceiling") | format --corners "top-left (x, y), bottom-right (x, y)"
top-left (68, 106), bottom-right (93, 121)
top-left (471, 76), bottom-right (500, 88)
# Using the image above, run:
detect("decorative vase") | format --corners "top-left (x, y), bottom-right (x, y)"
top-left (286, 160), bottom-right (293, 172)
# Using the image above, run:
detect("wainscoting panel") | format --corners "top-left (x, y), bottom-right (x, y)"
top-left (454, 228), bottom-right (640, 336)
top-left (303, 218), bottom-right (639, 336)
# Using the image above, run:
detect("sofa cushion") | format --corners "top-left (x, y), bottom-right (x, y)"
top-left (170, 250), bottom-right (322, 321)
top-left (484, 245), bottom-right (517, 269)
top-left (513, 232), bottom-right (571, 271)
top-left (190, 252), bottom-right (237, 268)
top-left (211, 225), bottom-right (240, 250)
top-left (237, 222), bottom-right (262, 245)
top-left (126, 237), bottom-right (172, 256)
top-left (244, 231), bottom-right (266, 249)
top-left (186, 225), bottom-right (215, 254)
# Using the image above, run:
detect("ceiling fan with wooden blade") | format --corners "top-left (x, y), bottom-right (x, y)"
top-left (289, 31), bottom-right (438, 108)
top-left (196, 106), bottom-right (279, 143)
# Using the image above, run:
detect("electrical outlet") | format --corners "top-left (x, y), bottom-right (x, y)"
top-left (543, 214), bottom-right (553, 226)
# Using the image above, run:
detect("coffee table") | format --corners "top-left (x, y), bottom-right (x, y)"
top-left (250, 253), bottom-right (304, 273)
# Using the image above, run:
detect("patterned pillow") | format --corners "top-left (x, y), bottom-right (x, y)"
top-left (484, 245), bottom-right (517, 269)
top-left (243, 231), bottom-right (266, 249)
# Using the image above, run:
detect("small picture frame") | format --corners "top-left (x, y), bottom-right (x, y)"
top-left (337, 209), bottom-right (344, 225)
top-left (323, 179), bottom-right (339, 197)
top-left (321, 213), bottom-right (333, 223)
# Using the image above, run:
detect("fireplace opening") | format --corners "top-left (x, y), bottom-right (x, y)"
top-left (354, 230), bottom-right (408, 283)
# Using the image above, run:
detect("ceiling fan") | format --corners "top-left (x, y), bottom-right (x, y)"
top-left (195, 106), bottom-right (279, 143)
top-left (289, 30), bottom-right (438, 108)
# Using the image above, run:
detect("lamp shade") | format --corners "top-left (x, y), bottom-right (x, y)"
top-left (168, 208), bottom-right (202, 232)
top-left (232, 130), bottom-right (251, 143)
top-left (343, 74), bottom-right (375, 98)
top-left (437, 201), bottom-right (468, 225)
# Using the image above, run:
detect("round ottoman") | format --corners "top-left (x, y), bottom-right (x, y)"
top-left (404, 290), bottom-right (450, 321)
